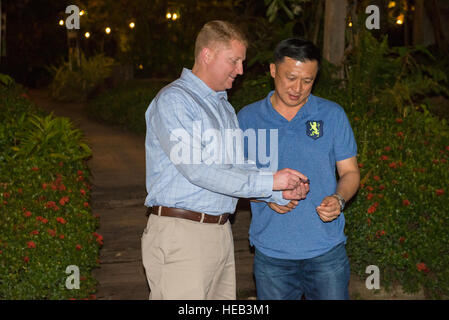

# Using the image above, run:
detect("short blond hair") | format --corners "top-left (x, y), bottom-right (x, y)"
top-left (194, 20), bottom-right (248, 58)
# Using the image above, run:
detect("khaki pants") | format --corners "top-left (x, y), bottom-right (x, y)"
top-left (141, 213), bottom-right (236, 300)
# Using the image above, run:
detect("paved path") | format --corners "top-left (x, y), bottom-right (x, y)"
top-left (27, 89), bottom-right (257, 300)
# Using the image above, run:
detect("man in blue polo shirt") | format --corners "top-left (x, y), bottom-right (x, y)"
top-left (237, 38), bottom-right (360, 300)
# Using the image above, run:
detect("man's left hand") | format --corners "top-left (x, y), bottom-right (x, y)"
top-left (316, 196), bottom-right (341, 222)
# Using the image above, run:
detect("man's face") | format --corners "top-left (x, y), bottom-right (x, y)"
top-left (207, 39), bottom-right (246, 91)
top-left (270, 57), bottom-right (318, 109)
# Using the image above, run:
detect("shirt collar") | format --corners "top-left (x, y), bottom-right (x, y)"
top-left (265, 90), bottom-right (318, 120)
top-left (180, 68), bottom-right (228, 100)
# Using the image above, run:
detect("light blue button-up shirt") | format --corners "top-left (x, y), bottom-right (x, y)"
top-left (144, 68), bottom-right (284, 215)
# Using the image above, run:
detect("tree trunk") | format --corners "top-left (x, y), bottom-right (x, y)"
top-left (311, 0), bottom-right (323, 45)
top-left (413, 0), bottom-right (424, 45)
top-left (427, 0), bottom-right (447, 51)
top-left (323, 0), bottom-right (347, 70)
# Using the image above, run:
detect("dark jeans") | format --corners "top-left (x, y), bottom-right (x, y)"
top-left (254, 242), bottom-right (350, 300)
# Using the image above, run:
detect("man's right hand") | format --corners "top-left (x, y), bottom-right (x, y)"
top-left (282, 181), bottom-right (309, 200)
top-left (268, 200), bottom-right (298, 214)
top-left (273, 168), bottom-right (308, 191)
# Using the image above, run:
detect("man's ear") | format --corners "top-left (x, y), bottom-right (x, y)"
top-left (201, 47), bottom-right (213, 64)
top-left (269, 63), bottom-right (276, 79)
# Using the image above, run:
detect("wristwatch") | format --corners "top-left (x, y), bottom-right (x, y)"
top-left (331, 193), bottom-right (346, 211)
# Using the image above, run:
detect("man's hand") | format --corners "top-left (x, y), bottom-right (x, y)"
top-left (316, 196), bottom-right (341, 222)
top-left (282, 181), bottom-right (310, 200)
top-left (268, 200), bottom-right (298, 214)
top-left (273, 168), bottom-right (308, 191)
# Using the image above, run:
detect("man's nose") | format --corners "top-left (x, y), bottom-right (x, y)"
top-left (236, 61), bottom-right (244, 75)
top-left (293, 80), bottom-right (301, 93)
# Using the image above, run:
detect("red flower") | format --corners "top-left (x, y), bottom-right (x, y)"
top-left (77, 170), bottom-right (83, 176)
top-left (83, 202), bottom-right (89, 208)
top-left (80, 189), bottom-right (86, 196)
top-left (30, 230), bottom-right (39, 236)
top-left (436, 189), bottom-right (445, 196)
top-left (376, 230), bottom-right (386, 238)
top-left (24, 211), bottom-right (32, 218)
top-left (397, 131), bottom-right (404, 138)
top-left (27, 241), bottom-right (36, 249)
top-left (395, 118), bottom-right (403, 123)
top-left (367, 204), bottom-right (377, 214)
top-left (384, 146), bottom-right (391, 152)
top-left (47, 229), bottom-right (56, 237)
top-left (366, 193), bottom-right (374, 201)
top-left (76, 244), bottom-right (82, 251)
top-left (31, 167), bottom-right (39, 171)
top-left (42, 183), bottom-right (48, 190)
top-left (41, 218), bottom-right (48, 224)
top-left (402, 199), bottom-right (411, 206)
top-left (446, 146), bottom-right (449, 152)
top-left (373, 175), bottom-right (380, 181)
top-left (399, 237), bottom-right (405, 243)
top-left (46, 201), bottom-right (56, 209)
top-left (379, 185), bottom-right (385, 191)
top-left (432, 159), bottom-right (439, 165)
top-left (23, 256), bottom-right (30, 263)
top-left (358, 163), bottom-right (364, 168)
top-left (389, 162), bottom-right (397, 168)
top-left (416, 262), bottom-right (429, 273)
top-left (380, 155), bottom-right (389, 161)
top-left (59, 235), bottom-right (65, 239)
top-left (56, 217), bottom-right (67, 224)
top-left (59, 196), bottom-right (69, 206)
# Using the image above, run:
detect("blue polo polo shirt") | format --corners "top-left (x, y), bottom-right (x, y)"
top-left (237, 91), bottom-right (357, 259)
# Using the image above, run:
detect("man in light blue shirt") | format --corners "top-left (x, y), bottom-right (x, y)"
top-left (141, 21), bottom-right (309, 300)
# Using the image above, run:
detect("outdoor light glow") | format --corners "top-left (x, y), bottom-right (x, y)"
top-left (172, 13), bottom-right (178, 20)
top-left (348, 21), bottom-right (352, 27)
top-left (396, 14), bottom-right (404, 25)
top-left (59, 20), bottom-right (64, 26)
top-left (166, 13), bottom-right (172, 19)
top-left (129, 22), bottom-right (135, 28)
top-left (396, 19), bottom-right (403, 25)
top-left (388, 1), bottom-right (396, 8)
top-left (80, 10), bottom-right (85, 16)
top-left (105, 27), bottom-right (111, 34)
top-left (138, 64), bottom-right (143, 70)
top-left (84, 32), bottom-right (90, 38)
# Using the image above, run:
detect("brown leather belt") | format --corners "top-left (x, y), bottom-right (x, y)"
top-left (147, 206), bottom-right (230, 225)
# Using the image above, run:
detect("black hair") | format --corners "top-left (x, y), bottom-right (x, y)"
top-left (274, 38), bottom-right (321, 69)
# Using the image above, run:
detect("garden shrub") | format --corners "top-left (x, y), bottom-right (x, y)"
top-left (49, 52), bottom-right (115, 102)
top-left (87, 80), bottom-right (167, 134)
top-left (0, 83), bottom-right (101, 299)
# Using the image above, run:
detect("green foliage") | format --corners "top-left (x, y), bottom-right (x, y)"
top-left (346, 109), bottom-right (449, 299)
top-left (87, 80), bottom-right (167, 134)
top-left (230, 72), bottom-right (273, 113)
top-left (0, 84), bottom-right (100, 299)
top-left (0, 73), bottom-right (15, 88)
top-left (49, 52), bottom-right (115, 102)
